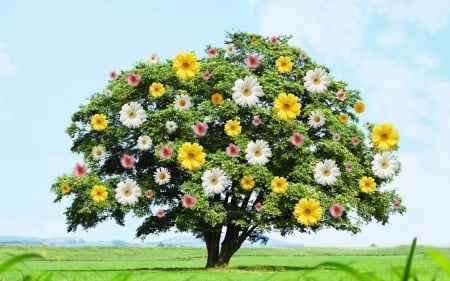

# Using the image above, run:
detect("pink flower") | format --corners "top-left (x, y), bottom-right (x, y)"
top-left (252, 116), bottom-right (261, 126)
top-left (159, 145), bottom-right (173, 159)
top-left (393, 201), bottom-right (401, 209)
top-left (145, 190), bottom-right (154, 199)
top-left (207, 47), bottom-right (217, 57)
top-left (202, 71), bottom-right (211, 80)
top-left (290, 132), bottom-right (305, 146)
top-left (192, 122), bottom-right (208, 136)
top-left (156, 209), bottom-right (165, 218)
top-left (226, 143), bottom-right (240, 157)
top-left (109, 71), bottom-right (117, 80)
top-left (336, 90), bottom-right (346, 101)
top-left (120, 154), bottom-right (135, 169)
top-left (182, 194), bottom-right (197, 208)
top-left (73, 163), bottom-right (88, 177)
top-left (126, 72), bottom-right (141, 86)
top-left (345, 163), bottom-right (353, 172)
top-left (352, 137), bottom-right (360, 145)
top-left (245, 54), bottom-right (260, 68)
top-left (269, 36), bottom-right (278, 45)
top-left (329, 203), bottom-right (344, 218)
top-left (254, 202), bottom-right (263, 212)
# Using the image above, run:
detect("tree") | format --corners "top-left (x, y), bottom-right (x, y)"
top-left (51, 31), bottom-right (404, 268)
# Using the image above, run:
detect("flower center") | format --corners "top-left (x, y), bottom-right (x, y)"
top-left (178, 99), bottom-right (187, 107)
top-left (283, 103), bottom-right (290, 109)
top-left (182, 62), bottom-right (189, 69)
top-left (210, 177), bottom-right (218, 185)
top-left (124, 189), bottom-right (132, 197)
top-left (159, 173), bottom-right (166, 180)
top-left (313, 115), bottom-right (321, 122)
top-left (304, 208), bottom-right (311, 214)
top-left (313, 77), bottom-right (321, 85)
top-left (323, 169), bottom-right (331, 176)
top-left (128, 111), bottom-right (136, 119)
top-left (243, 87), bottom-right (252, 96)
top-left (254, 149), bottom-right (262, 157)
top-left (381, 161), bottom-right (389, 169)
top-left (381, 133), bottom-right (388, 140)
top-left (187, 152), bottom-right (195, 159)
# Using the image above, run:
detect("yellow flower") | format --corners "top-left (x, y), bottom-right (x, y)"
top-left (149, 82), bottom-right (165, 98)
top-left (224, 120), bottom-right (242, 137)
top-left (273, 93), bottom-right (301, 121)
top-left (240, 175), bottom-right (255, 191)
top-left (354, 102), bottom-right (366, 114)
top-left (90, 114), bottom-right (108, 131)
top-left (60, 183), bottom-right (70, 194)
top-left (211, 93), bottom-right (223, 105)
top-left (250, 36), bottom-right (259, 44)
top-left (271, 176), bottom-right (288, 193)
top-left (359, 176), bottom-right (376, 193)
top-left (177, 142), bottom-right (206, 170)
top-left (275, 56), bottom-right (293, 73)
top-left (172, 52), bottom-right (200, 80)
top-left (293, 198), bottom-right (322, 226)
top-left (371, 123), bottom-right (400, 150)
top-left (91, 185), bottom-right (108, 202)
top-left (339, 113), bottom-right (348, 123)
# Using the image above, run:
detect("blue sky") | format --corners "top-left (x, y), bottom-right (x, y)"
top-left (1, 0), bottom-right (449, 247)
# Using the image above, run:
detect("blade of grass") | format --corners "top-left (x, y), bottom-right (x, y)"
top-left (428, 248), bottom-right (450, 275)
top-left (401, 237), bottom-right (417, 281)
top-left (314, 261), bottom-right (382, 281)
top-left (0, 253), bottom-right (44, 274)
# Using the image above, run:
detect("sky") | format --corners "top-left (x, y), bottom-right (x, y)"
top-left (1, 0), bottom-right (449, 247)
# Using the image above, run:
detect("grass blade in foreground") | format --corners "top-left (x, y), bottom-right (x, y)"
top-left (0, 253), bottom-right (43, 274)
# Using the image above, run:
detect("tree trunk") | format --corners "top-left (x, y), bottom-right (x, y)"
top-left (204, 231), bottom-right (221, 268)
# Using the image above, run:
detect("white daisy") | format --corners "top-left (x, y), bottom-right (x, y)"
top-left (119, 102), bottom-right (146, 128)
top-left (245, 140), bottom-right (272, 165)
top-left (332, 133), bottom-right (341, 142)
top-left (92, 145), bottom-right (106, 160)
top-left (174, 94), bottom-right (191, 111)
top-left (137, 135), bottom-right (152, 150)
top-left (371, 152), bottom-right (400, 179)
top-left (303, 67), bottom-right (330, 93)
top-left (201, 168), bottom-right (229, 194)
top-left (226, 43), bottom-right (235, 54)
top-left (314, 159), bottom-right (341, 186)
top-left (148, 53), bottom-right (160, 64)
top-left (115, 178), bottom-right (141, 205)
top-left (103, 89), bottom-right (113, 98)
top-left (165, 120), bottom-right (178, 134)
top-left (231, 76), bottom-right (264, 107)
top-left (154, 167), bottom-right (171, 185)
top-left (308, 110), bottom-right (326, 128)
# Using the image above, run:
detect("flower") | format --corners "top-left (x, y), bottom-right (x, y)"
top-left (156, 209), bottom-right (165, 218)
top-left (172, 52), bottom-right (200, 80)
top-left (371, 151), bottom-right (400, 178)
top-left (226, 143), bottom-right (240, 157)
top-left (332, 133), bottom-right (341, 142)
top-left (154, 167), bottom-right (171, 185)
top-left (224, 120), bottom-right (242, 137)
top-left (393, 201), bottom-right (401, 209)
top-left (359, 176), bottom-right (376, 193)
top-left (115, 178), bottom-right (141, 205)
top-left (329, 203), bottom-right (344, 218)
top-left (137, 135), bottom-right (152, 150)
top-left (245, 140), bottom-right (272, 165)
top-left (120, 154), bottom-right (135, 169)
top-left (232, 76), bottom-right (264, 107)
top-left (207, 47), bottom-right (217, 57)
top-left (354, 102), bottom-right (365, 114)
top-left (269, 36), bottom-right (278, 45)
top-left (245, 54), bottom-right (260, 68)
top-left (275, 56), bottom-right (293, 73)
top-left (174, 94), bottom-right (191, 111)
top-left (226, 44), bottom-right (235, 54)
top-left (299, 52), bottom-right (308, 60)
top-left (240, 175), bottom-right (255, 191)
top-left (273, 93), bottom-right (301, 121)
top-left (165, 121), bottom-right (178, 134)
top-left (293, 198), bottom-right (322, 226)
top-left (60, 183), bottom-right (70, 194)
top-left (363, 121), bottom-right (371, 127)
top-left (352, 137), bottom-right (360, 145)
top-left (254, 202), bottom-right (263, 212)
top-left (182, 194), bottom-right (196, 208)
top-left (73, 163), bottom-right (87, 177)
top-left (202, 168), bottom-right (229, 194)
top-left (271, 176), bottom-right (288, 193)
top-left (159, 145), bottom-right (174, 159)
top-left (103, 89), bottom-right (113, 98)
top-left (119, 102), bottom-right (146, 128)
top-left (308, 110), bottom-right (325, 128)
top-left (250, 36), bottom-right (259, 44)
top-left (126, 72), bottom-right (141, 86)
top-left (304, 68), bottom-right (330, 93)
top-left (339, 113), bottom-right (348, 123)
top-left (211, 93), bottom-right (223, 105)
top-left (252, 116), bottom-right (261, 126)
top-left (345, 163), bottom-right (354, 172)
top-left (91, 185), bottom-right (108, 202)
top-left (192, 122), bottom-right (208, 136)
top-left (149, 82), bottom-right (165, 98)
top-left (371, 123), bottom-right (400, 150)
top-left (90, 114), bottom-right (108, 131)
top-left (290, 132), bottom-right (305, 146)
top-left (177, 142), bottom-right (206, 170)
top-left (314, 159), bottom-right (341, 186)
top-left (109, 71), bottom-right (117, 80)
top-left (148, 53), bottom-right (160, 64)
top-left (202, 71), bottom-right (211, 80)
top-left (92, 145), bottom-right (106, 160)
top-left (145, 189), bottom-right (153, 199)
top-left (336, 90), bottom-right (346, 101)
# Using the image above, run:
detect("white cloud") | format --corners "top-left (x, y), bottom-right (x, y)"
top-left (376, 30), bottom-right (404, 49)
top-left (0, 42), bottom-right (16, 77)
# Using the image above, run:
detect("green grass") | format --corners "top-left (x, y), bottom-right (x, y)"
top-left (1, 244), bottom-right (449, 281)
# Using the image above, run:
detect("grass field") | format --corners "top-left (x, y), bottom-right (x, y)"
top-left (1, 244), bottom-right (449, 281)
